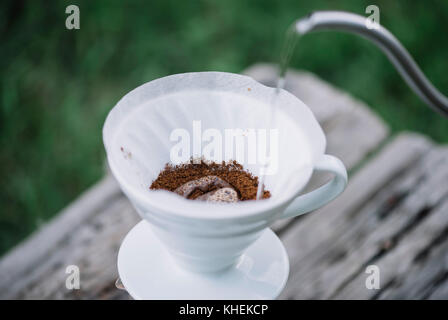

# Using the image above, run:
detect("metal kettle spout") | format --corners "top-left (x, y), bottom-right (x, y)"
top-left (295, 11), bottom-right (448, 117)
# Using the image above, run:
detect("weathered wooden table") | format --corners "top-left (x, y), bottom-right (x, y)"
top-left (1, 64), bottom-right (447, 300)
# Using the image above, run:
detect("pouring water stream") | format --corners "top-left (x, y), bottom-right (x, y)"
top-left (256, 25), bottom-right (300, 199)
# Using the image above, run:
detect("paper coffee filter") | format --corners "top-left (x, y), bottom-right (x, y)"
top-left (103, 72), bottom-right (325, 216)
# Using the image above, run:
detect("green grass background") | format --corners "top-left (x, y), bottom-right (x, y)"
top-left (1, 0), bottom-right (447, 256)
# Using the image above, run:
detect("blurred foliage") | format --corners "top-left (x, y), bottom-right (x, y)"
top-left (0, 0), bottom-right (447, 255)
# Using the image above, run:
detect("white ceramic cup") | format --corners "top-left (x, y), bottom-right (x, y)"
top-left (103, 72), bottom-right (347, 273)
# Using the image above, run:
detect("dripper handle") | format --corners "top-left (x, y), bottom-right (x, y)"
top-left (280, 154), bottom-right (347, 219)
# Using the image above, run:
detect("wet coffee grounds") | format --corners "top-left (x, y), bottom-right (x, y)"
top-left (150, 160), bottom-right (271, 201)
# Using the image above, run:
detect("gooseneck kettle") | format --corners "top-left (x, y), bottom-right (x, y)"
top-left (295, 11), bottom-right (448, 117)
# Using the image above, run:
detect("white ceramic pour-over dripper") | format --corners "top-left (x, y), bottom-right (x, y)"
top-left (103, 72), bottom-right (347, 273)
